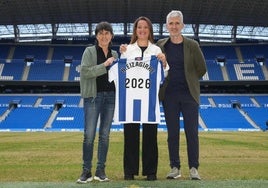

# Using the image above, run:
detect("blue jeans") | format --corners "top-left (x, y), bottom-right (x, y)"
top-left (82, 91), bottom-right (115, 171)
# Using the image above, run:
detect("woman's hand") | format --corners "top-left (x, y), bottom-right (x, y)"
top-left (119, 44), bottom-right (128, 54)
top-left (104, 57), bottom-right (115, 67)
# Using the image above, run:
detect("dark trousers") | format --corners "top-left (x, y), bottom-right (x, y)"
top-left (163, 93), bottom-right (199, 169)
top-left (123, 123), bottom-right (158, 176)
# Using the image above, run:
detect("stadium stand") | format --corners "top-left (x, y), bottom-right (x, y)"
top-left (0, 95), bottom-right (38, 107)
top-left (211, 95), bottom-right (256, 108)
top-left (68, 60), bottom-right (81, 81)
top-left (253, 96), bottom-right (268, 107)
top-left (199, 108), bottom-right (256, 131)
top-left (239, 44), bottom-right (268, 61)
top-left (0, 41), bottom-right (267, 132)
top-left (27, 60), bottom-right (65, 81)
top-left (0, 107), bottom-right (7, 116)
top-left (0, 60), bottom-right (24, 80)
top-left (0, 44), bottom-right (10, 59)
top-left (1, 92), bottom-right (267, 131)
top-left (51, 45), bottom-right (85, 61)
top-left (201, 45), bottom-right (237, 60)
top-left (39, 95), bottom-right (81, 108)
top-left (0, 107), bottom-right (51, 131)
top-left (244, 108), bottom-right (268, 131)
top-left (50, 107), bottom-right (83, 131)
top-left (12, 45), bottom-right (49, 61)
top-left (226, 60), bottom-right (265, 80)
top-left (203, 60), bottom-right (224, 81)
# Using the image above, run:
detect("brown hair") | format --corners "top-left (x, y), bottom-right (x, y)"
top-left (130, 16), bottom-right (154, 44)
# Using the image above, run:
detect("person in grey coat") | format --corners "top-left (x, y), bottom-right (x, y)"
top-left (77, 21), bottom-right (118, 184)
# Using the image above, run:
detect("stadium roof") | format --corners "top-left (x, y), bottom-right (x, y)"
top-left (0, 0), bottom-right (267, 42)
top-left (0, 0), bottom-right (267, 26)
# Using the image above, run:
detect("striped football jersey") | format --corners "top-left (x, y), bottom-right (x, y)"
top-left (109, 55), bottom-right (164, 124)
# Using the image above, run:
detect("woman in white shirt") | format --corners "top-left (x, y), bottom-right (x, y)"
top-left (120, 16), bottom-right (168, 181)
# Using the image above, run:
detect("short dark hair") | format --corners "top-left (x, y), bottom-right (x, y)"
top-left (95, 21), bottom-right (114, 36)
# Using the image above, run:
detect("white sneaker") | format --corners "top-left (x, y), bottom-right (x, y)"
top-left (189, 167), bottom-right (201, 180)
top-left (166, 167), bottom-right (181, 179)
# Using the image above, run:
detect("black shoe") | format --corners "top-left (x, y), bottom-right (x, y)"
top-left (94, 169), bottom-right (110, 182)
top-left (146, 174), bottom-right (157, 181)
top-left (76, 169), bottom-right (93, 184)
top-left (124, 174), bottom-right (134, 180)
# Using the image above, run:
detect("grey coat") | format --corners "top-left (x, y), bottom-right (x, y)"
top-left (80, 45), bottom-right (118, 98)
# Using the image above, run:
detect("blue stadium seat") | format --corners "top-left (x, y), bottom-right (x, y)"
top-left (52, 46), bottom-right (85, 61)
top-left (212, 95), bottom-right (256, 108)
top-left (27, 60), bottom-right (65, 81)
top-left (50, 107), bottom-right (83, 131)
top-left (204, 60), bottom-right (224, 80)
top-left (13, 45), bottom-right (49, 60)
top-left (226, 60), bottom-right (265, 80)
top-left (0, 95), bottom-right (38, 107)
top-left (0, 107), bottom-right (51, 131)
top-left (68, 60), bottom-right (80, 81)
top-left (254, 96), bottom-right (268, 107)
top-left (0, 44), bottom-right (10, 59)
top-left (244, 107), bottom-right (268, 131)
top-left (201, 45), bottom-right (237, 60)
top-left (0, 107), bottom-right (7, 115)
top-left (39, 95), bottom-right (80, 108)
top-left (200, 96), bottom-right (212, 108)
top-left (200, 108), bottom-right (257, 131)
top-left (0, 42), bottom-right (267, 132)
top-left (0, 60), bottom-right (24, 80)
top-left (239, 44), bottom-right (268, 61)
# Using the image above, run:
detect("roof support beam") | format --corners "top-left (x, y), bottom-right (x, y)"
top-left (192, 24), bottom-right (200, 43)
top-left (231, 25), bottom-right (237, 43)
top-left (88, 23), bottom-right (92, 37)
top-left (13, 25), bottom-right (19, 42)
top-left (52, 24), bottom-right (58, 38)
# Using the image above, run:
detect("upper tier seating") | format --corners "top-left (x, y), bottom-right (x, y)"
top-left (203, 60), bottom-right (224, 81)
top-left (13, 45), bottom-right (49, 60)
top-left (226, 60), bottom-right (265, 80)
top-left (0, 44), bottom-right (10, 59)
top-left (239, 44), bottom-right (268, 60)
top-left (0, 43), bottom-right (267, 82)
top-left (0, 60), bottom-right (24, 80)
top-left (201, 45), bottom-right (237, 60)
top-left (27, 60), bottom-right (65, 81)
top-left (68, 60), bottom-right (80, 81)
top-left (52, 46), bottom-right (85, 60)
